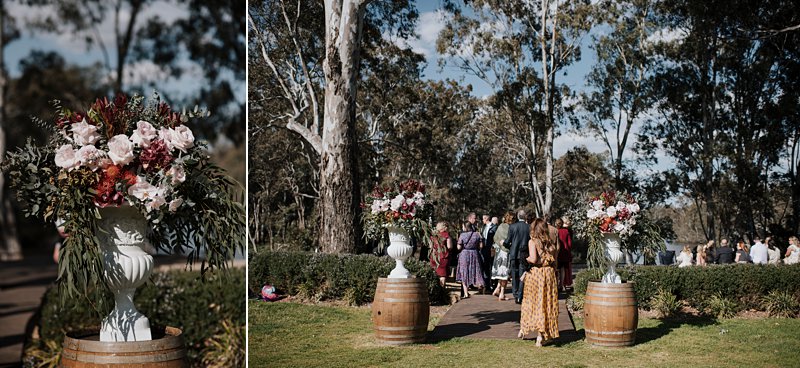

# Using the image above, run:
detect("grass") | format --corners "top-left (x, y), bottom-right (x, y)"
top-left (249, 300), bottom-right (800, 368)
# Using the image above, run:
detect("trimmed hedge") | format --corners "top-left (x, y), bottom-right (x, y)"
top-left (24, 269), bottom-right (245, 367)
top-left (249, 251), bottom-right (449, 305)
top-left (574, 264), bottom-right (800, 313)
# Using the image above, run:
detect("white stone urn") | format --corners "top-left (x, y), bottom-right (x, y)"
top-left (386, 226), bottom-right (413, 278)
top-left (98, 205), bottom-right (154, 342)
top-left (602, 232), bottom-right (624, 284)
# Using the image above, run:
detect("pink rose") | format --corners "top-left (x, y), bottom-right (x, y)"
top-left (107, 135), bottom-right (134, 165)
top-left (54, 145), bottom-right (80, 170)
top-left (166, 164), bottom-right (186, 185)
top-left (146, 195), bottom-right (167, 212)
top-left (76, 145), bottom-right (103, 170)
top-left (171, 126), bottom-right (195, 152)
top-left (158, 128), bottom-right (177, 151)
top-left (131, 120), bottom-right (158, 148)
top-left (168, 197), bottom-right (183, 213)
top-left (127, 178), bottom-right (162, 201)
top-left (70, 119), bottom-right (101, 146)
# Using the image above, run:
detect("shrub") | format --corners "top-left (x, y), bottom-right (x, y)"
top-left (573, 264), bottom-right (800, 314)
top-left (567, 293), bottom-right (585, 312)
top-left (762, 290), bottom-right (800, 318)
top-left (704, 293), bottom-right (739, 319)
top-left (650, 288), bottom-right (681, 318)
top-left (24, 268), bottom-right (245, 367)
top-left (201, 319), bottom-right (245, 368)
top-left (249, 251), bottom-right (449, 305)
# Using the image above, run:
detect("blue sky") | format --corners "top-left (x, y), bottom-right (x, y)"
top-left (3, 1), bottom-right (242, 106)
top-left (410, 1), bottom-right (674, 173)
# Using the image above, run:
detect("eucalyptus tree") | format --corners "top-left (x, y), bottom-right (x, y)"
top-left (581, 0), bottom-right (656, 192)
top-left (0, 1), bottom-right (22, 260)
top-left (248, 0), bottom-right (423, 253)
top-left (438, 0), bottom-right (593, 217)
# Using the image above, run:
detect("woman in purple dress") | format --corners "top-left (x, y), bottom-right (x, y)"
top-left (456, 221), bottom-right (485, 298)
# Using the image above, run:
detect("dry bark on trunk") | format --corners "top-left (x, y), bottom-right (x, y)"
top-left (0, 5), bottom-right (22, 261)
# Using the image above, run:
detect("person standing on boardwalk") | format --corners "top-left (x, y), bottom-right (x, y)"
top-left (456, 221), bottom-right (485, 298)
top-left (430, 222), bottom-right (453, 287)
top-left (519, 218), bottom-right (560, 346)
top-left (555, 217), bottom-right (573, 291)
top-left (491, 212), bottom-right (514, 301)
top-left (504, 209), bottom-right (530, 304)
top-left (481, 214), bottom-right (497, 293)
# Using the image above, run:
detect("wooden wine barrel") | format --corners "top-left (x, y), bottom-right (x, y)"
top-left (372, 277), bottom-right (430, 345)
top-left (584, 281), bottom-right (638, 347)
top-left (60, 326), bottom-right (187, 367)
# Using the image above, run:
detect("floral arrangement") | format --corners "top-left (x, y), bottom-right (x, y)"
top-left (3, 93), bottom-right (245, 306)
top-left (361, 179), bottom-right (433, 249)
top-left (572, 190), bottom-right (663, 269)
top-left (585, 191), bottom-right (641, 238)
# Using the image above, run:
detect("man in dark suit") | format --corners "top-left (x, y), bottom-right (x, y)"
top-left (714, 238), bottom-right (735, 264)
top-left (480, 214), bottom-right (497, 293)
top-left (504, 210), bottom-right (530, 304)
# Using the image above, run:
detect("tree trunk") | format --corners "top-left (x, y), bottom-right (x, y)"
top-left (700, 34), bottom-right (717, 242)
top-left (318, 0), bottom-right (367, 253)
top-left (0, 4), bottom-right (22, 261)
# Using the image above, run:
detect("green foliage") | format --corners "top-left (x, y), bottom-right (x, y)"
top-left (650, 288), bottom-right (682, 318)
top-left (574, 264), bottom-right (800, 314)
top-left (704, 293), bottom-right (739, 319)
top-left (200, 319), bottom-right (245, 368)
top-left (761, 290), bottom-right (800, 318)
top-left (567, 293), bottom-right (585, 312)
top-left (24, 269), bottom-right (244, 366)
top-left (249, 251), bottom-right (449, 305)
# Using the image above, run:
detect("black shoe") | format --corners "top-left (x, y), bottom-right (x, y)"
top-left (515, 298), bottom-right (522, 304)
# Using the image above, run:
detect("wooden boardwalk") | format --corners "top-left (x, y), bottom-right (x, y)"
top-left (428, 291), bottom-right (579, 343)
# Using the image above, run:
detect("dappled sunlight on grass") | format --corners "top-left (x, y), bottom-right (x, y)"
top-left (249, 301), bottom-right (800, 368)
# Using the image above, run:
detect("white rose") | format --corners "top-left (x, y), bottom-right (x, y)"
top-left (606, 206), bottom-right (617, 218)
top-left (168, 197), bottom-right (183, 213)
top-left (171, 125), bottom-right (195, 152)
top-left (371, 201), bottom-right (382, 214)
top-left (70, 119), bottom-right (101, 146)
top-left (146, 195), bottom-right (167, 212)
top-left (616, 201), bottom-right (626, 210)
top-left (587, 209), bottom-right (598, 219)
top-left (614, 222), bottom-right (626, 232)
top-left (107, 135), bottom-right (135, 165)
top-left (166, 165), bottom-right (186, 185)
top-left (592, 200), bottom-right (604, 211)
top-left (627, 203), bottom-right (640, 213)
top-left (54, 145), bottom-right (80, 170)
top-left (76, 145), bottom-right (103, 169)
top-left (127, 178), bottom-right (163, 201)
top-left (130, 120), bottom-right (158, 148)
top-left (390, 194), bottom-right (405, 211)
top-left (158, 128), bottom-right (177, 150)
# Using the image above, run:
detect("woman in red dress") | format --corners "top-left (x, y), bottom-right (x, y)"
top-left (430, 221), bottom-right (452, 287)
top-left (556, 217), bottom-right (573, 291)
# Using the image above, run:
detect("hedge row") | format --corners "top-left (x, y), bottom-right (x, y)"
top-left (249, 251), bottom-right (449, 305)
top-left (24, 268), bottom-right (245, 367)
top-left (573, 264), bottom-right (800, 311)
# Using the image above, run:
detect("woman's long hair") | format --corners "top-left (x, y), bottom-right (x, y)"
top-left (530, 218), bottom-right (556, 255)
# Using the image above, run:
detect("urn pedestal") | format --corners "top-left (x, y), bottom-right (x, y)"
top-left (386, 226), bottom-right (413, 279)
top-left (98, 205), bottom-right (154, 342)
top-left (601, 233), bottom-right (623, 284)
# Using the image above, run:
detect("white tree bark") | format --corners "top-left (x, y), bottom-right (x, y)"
top-left (0, 4), bottom-right (22, 261)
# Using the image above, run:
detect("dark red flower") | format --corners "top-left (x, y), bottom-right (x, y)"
top-left (139, 139), bottom-right (174, 172)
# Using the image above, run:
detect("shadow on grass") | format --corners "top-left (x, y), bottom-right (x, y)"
top-left (635, 314), bottom-right (718, 345)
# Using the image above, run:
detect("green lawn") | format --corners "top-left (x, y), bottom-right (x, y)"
top-left (249, 300), bottom-right (800, 368)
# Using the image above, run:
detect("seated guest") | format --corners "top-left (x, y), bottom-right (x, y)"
top-left (750, 235), bottom-right (768, 265)
top-left (695, 243), bottom-right (707, 266)
top-left (676, 245), bottom-right (693, 268)
top-left (785, 236), bottom-right (800, 265)
top-left (766, 236), bottom-right (781, 265)
top-left (735, 240), bottom-right (753, 264)
top-left (714, 238), bottom-right (735, 264)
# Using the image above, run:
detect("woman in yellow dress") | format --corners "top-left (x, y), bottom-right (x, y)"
top-left (518, 218), bottom-right (559, 346)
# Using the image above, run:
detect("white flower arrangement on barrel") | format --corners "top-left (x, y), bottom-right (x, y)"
top-left (361, 179), bottom-right (433, 278)
top-left (582, 191), bottom-right (662, 283)
top-left (2, 93), bottom-right (244, 342)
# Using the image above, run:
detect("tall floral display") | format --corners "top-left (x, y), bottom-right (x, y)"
top-left (585, 192), bottom-right (641, 283)
top-left (3, 94), bottom-right (244, 342)
top-left (361, 179), bottom-right (433, 278)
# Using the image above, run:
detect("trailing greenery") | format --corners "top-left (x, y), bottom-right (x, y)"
top-left (22, 269), bottom-right (245, 367)
top-left (573, 264), bottom-right (800, 314)
top-left (249, 250), bottom-right (449, 305)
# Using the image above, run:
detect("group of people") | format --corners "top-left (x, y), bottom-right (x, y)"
top-left (428, 210), bottom-right (574, 346)
top-left (674, 235), bottom-right (800, 267)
